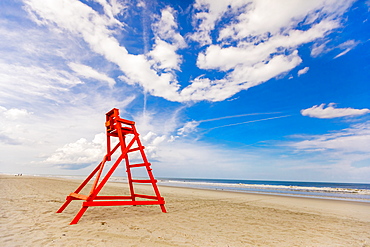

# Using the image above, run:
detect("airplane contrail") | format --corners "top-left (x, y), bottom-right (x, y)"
top-left (198, 112), bottom-right (282, 123)
top-left (207, 115), bottom-right (291, 131)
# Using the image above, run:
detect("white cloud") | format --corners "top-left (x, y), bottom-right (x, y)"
top-left (189, 0), bottom-right (247, 46)
top-left (334, 39), bottom-right (359, 58)
top-left (177, 121), bottom-right (200, 136)
top-left (311, 37), bottom-right (359, 59)
top-left (152, 140), bottom-right (258, 178)
top-left (68, 62), bottom-right (116, 88)
top-left (149, 7), bottom-right (186, 72)
top-left (1, 0), bottom-right (364, 179)
top-left (0, 106), bottom-right (33, 120)
top-left (0, 112), bottom-right (132, 175)
top-left (92, 0), bottom-right (126, 26)
top-left (0, 60), bottom-right (83, 107)
top-left (187, 0), bottom-right (353, 101)
top-left (301, 103), bottom-right (370, 119)
top-left (41, 133), bottom-right (106, 169)
top-left (152, 6), bottom-right (186, 48)
top-left (38, 107), bottom-right (183, 169)
top-left (310, 42), bottom-right (329, 57)
top-left (297, 67), bottom-right (309, 76)
top-left (293, 129), bottom-right (370, 154)
top-left (23, 0), bottom-right (181, 101)
top-left (217, 0), bottom-right (352, 41)
top-left (291, 121), bottom-right (370, 161)
top-left (149, 38), bottom-right (183, 71)
top-left (286, 121), bottom-right (370, 181)
top-left (179, 51), bottom-right (302, 102)
top-left (141, 131), bottom-right (167, 159)
top-left (23, 0), bottom-right (357, 103)
top-left (231, 51), bottom-right (302, 88)
top-left (0, 107), bottom-right (34, 145)
top-left (197, 20), bottom-right (337, 71)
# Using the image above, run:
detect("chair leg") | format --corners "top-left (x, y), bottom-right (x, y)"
top-left (56, 197), bottom-right (72, 213)
top-left (160, 204), bottom-right (167, 213)
top-left (70, 206), bottom-right (89, 225)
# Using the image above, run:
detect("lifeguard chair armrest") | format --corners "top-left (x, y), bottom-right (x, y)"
top-left (116, 118), bottom-right (135, 126)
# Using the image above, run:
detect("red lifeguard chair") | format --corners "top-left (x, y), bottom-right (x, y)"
top-left (56, 108), bottom-right (166, 224)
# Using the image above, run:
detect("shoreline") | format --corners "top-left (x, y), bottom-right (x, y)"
top-left (158, 183), bottom-right (370, 203)
top-left (8, 173), bottom-right (370, 203)
top-left (1, 174), bottom-right (370, 246)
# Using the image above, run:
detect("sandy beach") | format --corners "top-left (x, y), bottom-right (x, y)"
top-left (1, 175), bottom-right (369, 246)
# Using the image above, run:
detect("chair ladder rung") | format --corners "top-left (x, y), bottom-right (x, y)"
top-left (128, 147), bottom-right (143, 153)
top-left (132, 179), bottom-right (156, 183)
top-left (134, 194), bottom-right (161, 200)
top-left (129, 163), bottom-right (150, 168)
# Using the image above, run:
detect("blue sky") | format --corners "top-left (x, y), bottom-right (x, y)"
top-left (0, 0), bottom-right (369, 182)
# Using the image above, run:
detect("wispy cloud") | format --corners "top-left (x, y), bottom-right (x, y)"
top-left (297, 67), bottom-right (309, 76)
top-left (301, 103), bottom-right (370, 119)
top-left (68, 62), bottom-right (116, 88)
top-left (292, 122), bottom-right (370, 153)
top-left (0, 60), bottom-right (82, 108)
top-left (334, 40), bottom-right (359, 58)
top-left (177, 121), bottom-right (199, 136)
top-left (288, 121), bottom-right (370, 180)
top-left (256, 119), bottom-right (369, 181)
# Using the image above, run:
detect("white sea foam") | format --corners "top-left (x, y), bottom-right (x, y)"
top-left (160, 180), bottom-right (370, 197)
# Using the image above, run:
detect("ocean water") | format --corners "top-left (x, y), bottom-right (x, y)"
top-left (157, 178), bottom-right (370, 202)
top-left (36, 174), bottom-right (370, 203)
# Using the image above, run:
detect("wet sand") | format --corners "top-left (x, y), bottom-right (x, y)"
top-left (1, 175), bottom-right (369, 246)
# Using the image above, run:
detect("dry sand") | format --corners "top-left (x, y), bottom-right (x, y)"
top-left (1, 174), bottom-right (369, 247)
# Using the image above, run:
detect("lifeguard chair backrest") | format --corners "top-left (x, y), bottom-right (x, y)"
top-left (104, 108), bottom-right (136, 160)
top-left (105, 108), bottom-right (119, 133)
